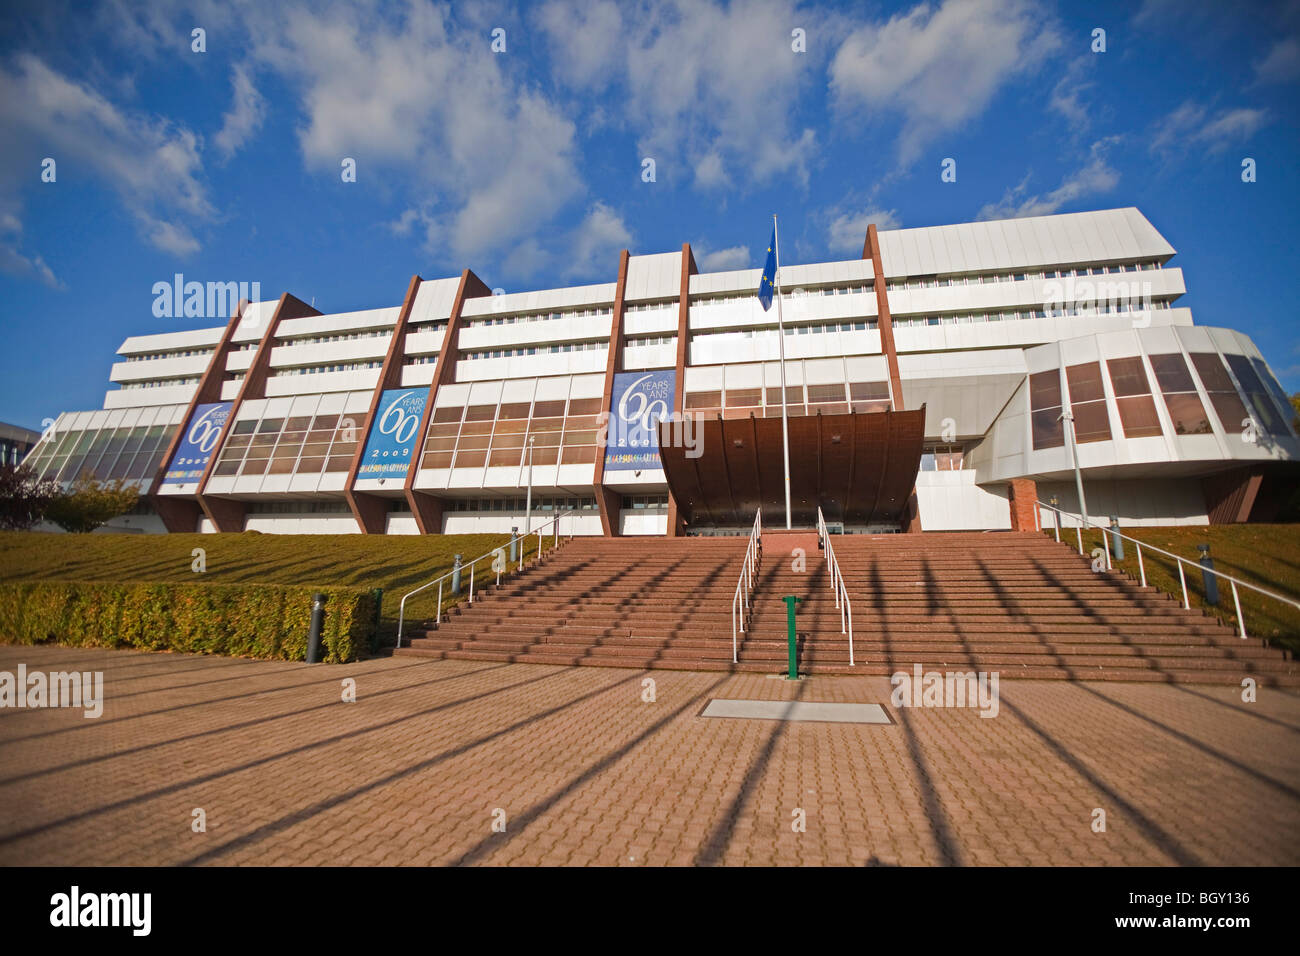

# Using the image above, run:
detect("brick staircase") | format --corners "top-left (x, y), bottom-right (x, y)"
top-left (394, 531), bottom-right (1299, 685)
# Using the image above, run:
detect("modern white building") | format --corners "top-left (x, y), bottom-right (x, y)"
top-left (20, 207), bottom-right (1299, 535)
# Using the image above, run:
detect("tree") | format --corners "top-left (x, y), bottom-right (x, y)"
top-left (43, 472), bottom-right (140, 534)
top-left (0, 463), bottom-right (61, 531)
top-left (1291, 392), bottom-right (1299, 431)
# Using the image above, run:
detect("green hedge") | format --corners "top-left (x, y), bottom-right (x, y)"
top-left (0, 581), bottom-right (377, 663)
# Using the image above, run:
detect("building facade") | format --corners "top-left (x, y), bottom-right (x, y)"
top-left (20, 208), bottom-right (1299, 535)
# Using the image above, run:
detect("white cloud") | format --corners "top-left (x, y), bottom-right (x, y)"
top-left (830, 0), bottom-right (1061, 164)
top-left (538, 0), bottom-right (820, 190)
top-left (828, 207), bottom-right (901, 253)
top-left (1151, 101), bottom-right (1269, 156)
top-left (494, 201), bottom-right (633, 282)
top-left (977, 138), bottom-right (1120, 221)
top-left (0, 210), bottom-right (58, 287)
top-left (1255, 37), bottom-right (1300, 84)
top-left (696, 245), bottom-right (751, 272)
top-left (0, 53), bottom-right (213, 265)
top-left (239, 1), bottom-right (584, 263)
top-left (536, 0), bottom-right (625, 88)
top-left (214, 64), bottom-right (266, 159)
top-left (563, 201), bottom-right (632, 279)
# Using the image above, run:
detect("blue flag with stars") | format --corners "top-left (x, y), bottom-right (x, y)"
top-left (758, 227), bottom-right (777, 311)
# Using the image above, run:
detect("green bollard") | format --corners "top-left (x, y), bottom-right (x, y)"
top-left (782, 595), bottom-right (802, 680)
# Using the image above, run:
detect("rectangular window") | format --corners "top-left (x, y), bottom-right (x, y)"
top-left (1029, 369), bottom-right (1065, 449)
top-left (1149, 353), bottom-right (1211, 435)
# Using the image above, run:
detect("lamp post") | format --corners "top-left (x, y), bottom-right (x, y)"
top-left (1059, 409), bottom-right (1089, 531)
top-left (524, 435), bottom-right (535, 535)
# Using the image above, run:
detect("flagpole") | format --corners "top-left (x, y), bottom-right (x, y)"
top-left (773, 214), bottom-right (793, 529)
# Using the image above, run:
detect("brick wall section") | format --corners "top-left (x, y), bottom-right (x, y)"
top-left (665, 243), bottom-right (696, 537)
top-left (1007, 478), bottom-right (1040, 531)
top-left (593, 250), bottom-right (631, 536)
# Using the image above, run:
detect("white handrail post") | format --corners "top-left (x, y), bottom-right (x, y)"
top-left (1136, 543), bottom-right (1146, 588)
top-left (469, 562), bottom-right (475, 604)
top-left (1076, 525), bottom-right (1083, 555)
top-left (435, 581), bottom-right (443, 626)
top-left (1230, 580), bottom-right (1246, 639)
top-left (397, 598), bottom-right (406, 649)
top-left (1177, 560), bottom-right (1189, 609)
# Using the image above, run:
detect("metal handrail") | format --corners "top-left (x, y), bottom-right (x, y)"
top-left (1036, 498), bottom-right (1300, 641)
top-left (816, 507), bottom-right (855, 666)
top-left (396, 510), bottom-right (577, 647)
top-left (731, 509), bottom-right (763, 663)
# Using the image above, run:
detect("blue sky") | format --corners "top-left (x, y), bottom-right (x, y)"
top-left (1, 0), bottom-right (1297, 432)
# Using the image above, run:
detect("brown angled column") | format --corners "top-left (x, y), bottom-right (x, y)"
top-left (195, 293), bottom-right (321, 532)
top-left (864, 223), bottom-right (904, 410)
top-left (403, 268), bottom-right (492, 534)
top-left (149, 299), bottom-right (250, 533)
top-left (665, 242), bottom-right (696, 537)
top-left (864, 223), bottom-right (921, 532)
top-left (593, 249), bottom-right (631, 536)
top-left (345, 274), bottom-right (423, 533)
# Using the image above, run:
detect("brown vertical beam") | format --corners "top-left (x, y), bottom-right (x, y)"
top-left (864, 223), bottom-right (921, 532)
top-left (344, 274), bottom-right (423, 533)
top-left (403, 268), bottom-right (492, 534)
top-left (593, 249), bottom-right (631, 536)
top-left (148, 299), bottom-right (250, 533)
top-left (864, 224), bottom-right (904, 410)
top-left (195, 293), bottom-right (321, 532)
top-left (665, 243), bottom-right (697, 537)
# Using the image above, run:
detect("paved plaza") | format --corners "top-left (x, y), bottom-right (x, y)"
top-left (0, 645), bottom-right (1296, 866)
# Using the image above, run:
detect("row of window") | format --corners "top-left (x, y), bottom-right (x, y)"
top-left (692, 282), bottom-right (874, 307)
top-left (213, 413), bottom-right (360, 477)
top-left (421, 397), bottom-right (604, 469)
top-left (461, 341), bottom-right (607, 361)
top-left (1029, 351), bottom-right (1291, 449)
top-left (278, 330), bottom-right (390, 347)
top-left (273, 361), bottom-right (382, 376)
top-left (469, 308), bottom-right (613, 327)
top-left (21, 422), bottom-right (177, 484)
top-left (120, 376), bottom-right (201, 390)
top-left (445, 496), bottom-right (601, 512)
top-left (247, 500), bottom-right (353, 514)
top-left (886, 260), bottom-right (1162, 291)
top-left (892, 301), bottom-right (1172, 327)
top-left (626, 335), bottom-right (677, 347)
top-left (124, 348), bottom-right (215, 362)
top-left (683, 381), bottom-right (892, 418)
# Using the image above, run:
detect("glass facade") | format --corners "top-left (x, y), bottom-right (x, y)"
top-left (419, 396), bottom-right (602, 470)
top-left (212, 411), bottom-right (359, 477)
top-left (21, 417), bottom-right (178, 484)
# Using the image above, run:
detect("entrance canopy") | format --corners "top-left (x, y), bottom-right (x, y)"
top-left (657, 407), bottom-right (926, 528)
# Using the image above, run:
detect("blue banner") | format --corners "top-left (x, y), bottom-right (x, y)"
top-left (357, 387), bottom-right (427, 479)
top-left (163, 401), bottom-right (232, 484)
top-left (604, 370), bottom-right (676, 471)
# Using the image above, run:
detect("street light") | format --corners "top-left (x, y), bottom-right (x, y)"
top-left (524, 435), bottom-right (536, 534)
top-left (1058, 409), bottom-right (1089, 530)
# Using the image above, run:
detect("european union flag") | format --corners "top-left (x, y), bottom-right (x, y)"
top-left (757, 227), bottom-right (777, 311)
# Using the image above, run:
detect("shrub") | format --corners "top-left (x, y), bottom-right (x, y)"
top-left (0, 463), bottom-right (61, 531)
top-left (43, 472), bottom-right (140, 533)
top-left (0, 580), bottom-right (376, 662)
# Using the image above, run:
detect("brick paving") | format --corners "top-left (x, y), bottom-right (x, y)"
top-left (0, 644), bottom-right (1296, 866)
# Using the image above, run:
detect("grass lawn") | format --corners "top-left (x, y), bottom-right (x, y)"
top-left (0, 530), bottom-right (549, 644)
top-left (1044, 522), bottom-right (1300, 653)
